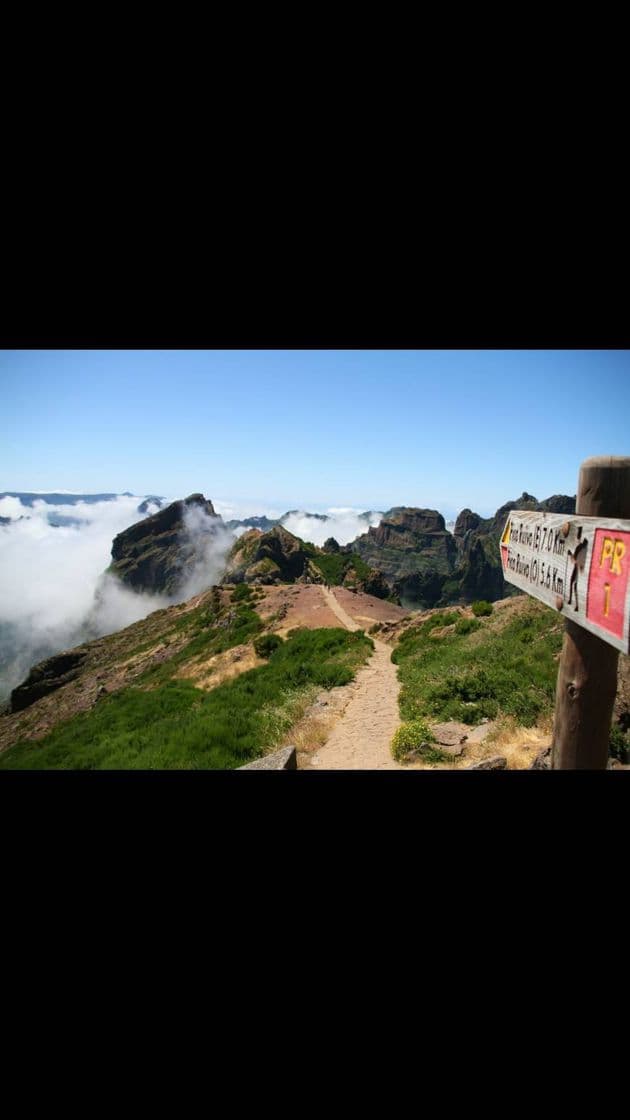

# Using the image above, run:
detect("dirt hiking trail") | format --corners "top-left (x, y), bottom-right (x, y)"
top-left (304, 587), bottom-right (418, 770)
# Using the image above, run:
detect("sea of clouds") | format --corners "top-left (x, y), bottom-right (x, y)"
top-left (213, 500), bottom-right (383, 547)
top-left (0, 495), bottom-right (175, 701)
top-left (0, 494), bottom-right (382, 703)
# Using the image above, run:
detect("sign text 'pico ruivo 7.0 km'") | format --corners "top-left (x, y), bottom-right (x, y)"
top-left (501, 510), bottom-right (630, 654)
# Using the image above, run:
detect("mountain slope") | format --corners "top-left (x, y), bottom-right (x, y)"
top-left (0, 582), bottom-right (382, 768)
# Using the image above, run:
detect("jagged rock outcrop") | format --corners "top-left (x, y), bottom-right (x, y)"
top-left (224, 525), bottom-right (310, 584)
top-left (108, 493), bottom-right (223, 595)
top-left (323, 537), bottom-right (340, 553)
top-left (10, 649), bottom-right (88, 713)
top-left (538, 494), bottom-right (577, 515)
top-left (351, 508), bottom-right (459, 608)
top-left (453, 509), bottom-right (485, 539)
top-left (347, 493), bottom-right (577, 608)
top-left (453, 492), bottom-right (576, 604)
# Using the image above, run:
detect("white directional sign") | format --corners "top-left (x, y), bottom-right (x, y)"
top-left (500, 510), bottom-right (630, 653)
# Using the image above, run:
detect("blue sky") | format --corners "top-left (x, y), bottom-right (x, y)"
top-left (2, 350), bottom-right (629, 518)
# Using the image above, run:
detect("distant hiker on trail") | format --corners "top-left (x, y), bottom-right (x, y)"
top-left (568, 528), bottom-right (588, 612)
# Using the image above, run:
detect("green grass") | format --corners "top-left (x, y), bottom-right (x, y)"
top-left (303, 545), bottom-right (371, 587)
top-left (392, 600), bottom-right (563, 729)
top-left (0, 628), bottom-right (373, 770)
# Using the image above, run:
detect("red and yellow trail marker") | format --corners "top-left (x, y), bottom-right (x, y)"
top-left (501, 511), bottom-right (630, 653)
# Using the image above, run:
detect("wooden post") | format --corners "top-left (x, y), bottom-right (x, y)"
top-left (552, 456), bottom-right (630, 769)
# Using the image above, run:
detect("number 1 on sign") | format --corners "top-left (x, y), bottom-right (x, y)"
top-left (604, 583), bottom-right (611, 617)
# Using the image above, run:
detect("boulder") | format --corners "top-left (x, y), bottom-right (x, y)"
top-left (529, 746), bottom-right (552, 770)
top-left (467, 756), bottom-right (508, 770)
top-left (239, 746), bottom-right (297, 770)
top-left (430, 721), bottom-right (470, 746)
top-left (10, 649), bottom-right (88, 713)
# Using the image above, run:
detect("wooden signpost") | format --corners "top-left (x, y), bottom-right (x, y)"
top-left (501, 456), bottom-right (630, 769)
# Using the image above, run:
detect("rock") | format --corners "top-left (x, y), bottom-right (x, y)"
top-left (465, 721), bottom-right (495, 744)
top-left (438, 742), bottom-right (466, 757)
top-left (430, 721), bottom-right (470, 746)
top-left (358, 568), bottom-right (391, 600)
top-left (225, 525), bottom-right (311, 585)
top-left (239, 746), bottom-right (297, 770)
top-left (452, 492), bottom-right (577, 606)
top-left (108, 493), bottom-right (223, 595)
top-left (538, 495), bottom-right (577, 515)
top-left (453, 509), bottom-right (483, 538)
top-left (322, 537), bottom-right (340, 553)
top-left (10, 650), bottom-right (88, 712)
top-left (467, 756), bottom-right (508, 769)
top-left (351, 507), bottom-right (459, 608)
top-left (530, 746), bottom-right (552, 770)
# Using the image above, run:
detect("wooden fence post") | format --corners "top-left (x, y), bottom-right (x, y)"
top-left (551, 456), bottom-right (630, 769)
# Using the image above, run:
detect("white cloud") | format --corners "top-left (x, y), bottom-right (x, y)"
top-left (213, 499), bottom-right (283, 522)
top-left (279, 508), bottom-right (382, 547)
top-left (177, 504), bottom-right (236, 601)
top-left (0, 496), bottom-right (164, 700)
top-left (0, 496), bottom-right (27, 520)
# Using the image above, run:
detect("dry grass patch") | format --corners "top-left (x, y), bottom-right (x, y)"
top-left (174, 643), bottom-right (263, 690)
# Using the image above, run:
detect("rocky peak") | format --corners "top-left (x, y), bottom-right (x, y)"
top-left (382, 507), bottom-right (446, 534)
top-left (323, 537), bottom-right (341, 553)
top-left (108, 492), bottom-right (223, 595)
top-left (454, 509), bottom-right (484, 538)
top-left (224, 524), bottom-right (310, 584)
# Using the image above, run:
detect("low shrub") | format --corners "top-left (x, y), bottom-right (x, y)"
top-left (232, 583), bottom-right (253, 602)
top-left (610, 724), bottom-right (630, 764)
top-left (455, 617), bottom-right (481, 635)
top-left (253, 633), bottom-right (283, 658)
top-left (391, 720), bottom-right (447, 764)
top-left (471, 600), bottom-right (493, 617)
